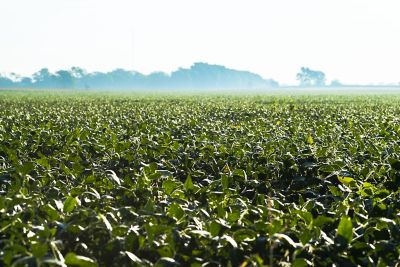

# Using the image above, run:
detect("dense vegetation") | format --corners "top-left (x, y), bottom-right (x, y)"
top-left (1, 92), bottom-right (400, 266)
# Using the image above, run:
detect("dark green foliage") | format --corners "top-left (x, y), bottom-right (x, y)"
top-left (1, 93), bottom-right (400, 266)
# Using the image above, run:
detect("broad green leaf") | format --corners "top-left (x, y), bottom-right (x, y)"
top-left (31, 242), bottom-right (48, 258)
top-left (232, 169), bottom-right (247, 181)
top-left (307, 134), bottom-right (314, 145)
top-left (168, 203), bottom-right (184, 220)
top-left (41, 204), bottom-right (60, 221)
top-left (64, 252), bottom-right (97, 267)
top-left (184, 174), bottom-right (194, 191)
top-left (233, 229), bottom-right (256, 242)
top-left (36, 158), bottom-right (50, 169)
top-left (338, 176), bottom-right (356, 187)
top-left (337, 216), bottom-right (353, 243)
top-left (162, 179), bottom-right (177, 195)
top-left (19, 162), bottom-right (35, 175)
top-left (148, 172), bottom-right (162, 180)
top-left (292, 258), bottom-right (311, 267)
top-left (63, 196), bottom-right (79, 213)
top-left (209, 221), bottom-right (221, 237)
top-left (313, 216), bottom-right (334, 227)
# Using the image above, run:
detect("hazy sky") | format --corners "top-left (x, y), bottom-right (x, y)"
top-left (1, 0), bottom-right (399, 84)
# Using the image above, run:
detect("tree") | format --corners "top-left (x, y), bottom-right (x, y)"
top-left (33, 68), bottom-right (51, 83)
top-left (55, 70), bottom-right (74, 88)
top-left (19, 77), bottom-right (33, 88)
top-left (70, 67), bottom-right (87, 79)
top-left (0, 75), bottom-right (13, 88)
top-left (32, 68), bottom-right (57, 88)
top-left (296, 67), bottom-right (326, 87)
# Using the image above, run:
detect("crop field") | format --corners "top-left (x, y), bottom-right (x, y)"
top-left (1, 92), bottom-right (400, 266)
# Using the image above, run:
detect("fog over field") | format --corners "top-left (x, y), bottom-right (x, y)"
top-left (1, 0), bottom-right (400, 86)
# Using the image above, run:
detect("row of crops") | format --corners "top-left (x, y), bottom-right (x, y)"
top-left (1, 92), bottom-right (400, 266)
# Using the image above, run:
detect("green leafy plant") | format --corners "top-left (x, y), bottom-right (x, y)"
top-left (0, 92), bottom-right (400, 266)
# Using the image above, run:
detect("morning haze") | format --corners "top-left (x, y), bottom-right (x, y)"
top-left (1, 0), bottom-right (400, 86)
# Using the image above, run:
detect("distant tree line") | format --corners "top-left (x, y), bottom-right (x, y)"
top-left (0, 63), bottom-right (279, 90)
top-left (296, 67), bottom-right (345, 87)
top-left (296, 67), bottom-right (327, 87)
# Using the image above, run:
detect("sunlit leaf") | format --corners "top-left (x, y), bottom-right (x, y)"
top-left (337, 216), bottom-right (353, 244)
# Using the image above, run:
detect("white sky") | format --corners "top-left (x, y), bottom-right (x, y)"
top-left (1, 0), bottom-right (399, 84)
